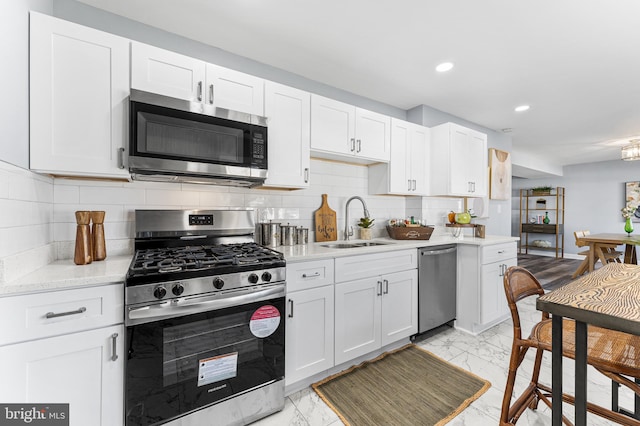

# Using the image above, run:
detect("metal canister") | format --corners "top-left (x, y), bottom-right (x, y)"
top-left (296, 227), bottom-right (309, 245)
top-left (281, 224), bottom-right (297, 246)
top-left (260, 222), bottom-right (281, 247)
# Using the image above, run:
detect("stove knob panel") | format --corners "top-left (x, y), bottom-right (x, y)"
top-left (172, 283), bottom-right (185, 296)
top-left (212, 277), bottom-right (225, 289)
top-left (248, 273), bottom-right (259, 284)
top-left (153, 286), bottom-right (167, 299)
top-left (261, 272), bottom-right (272, 282)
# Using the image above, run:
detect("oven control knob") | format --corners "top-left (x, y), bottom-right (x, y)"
top-left (212, 277), bottom-right (225, 289)
top-left (153, 286), bottom-right (167, 299)
top-left (172, 283), bottom-right (184, 296)
top-left (248, 273), bottom-right (259, 284)
top-left (261, 272), bottom-right (272, 282)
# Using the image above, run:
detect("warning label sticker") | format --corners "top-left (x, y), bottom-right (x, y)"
top-left (197, 352), bottom-right (238, 387)
top-left (249, 305), bottom-right (281, 338)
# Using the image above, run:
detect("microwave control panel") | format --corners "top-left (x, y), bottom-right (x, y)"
top-left (251, 130), bottom-right (266, 168)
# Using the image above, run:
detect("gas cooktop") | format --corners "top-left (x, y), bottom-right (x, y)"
top-left (126, 242), bottom-right (285, 286)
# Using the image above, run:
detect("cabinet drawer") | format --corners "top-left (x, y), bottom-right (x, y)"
top-left (287, 259), bottom-right (334, 292)
top-left (335, 249), bottom-right (417, 283)
top-left (0, 284), bottom-right (124, 346)
top-left (481, 242), bottom-right (517, 265)
top-left (521, 224), bottom-right (563, 234)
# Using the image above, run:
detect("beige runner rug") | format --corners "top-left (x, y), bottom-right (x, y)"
top-left (312, 344), bottom-right (490, 426)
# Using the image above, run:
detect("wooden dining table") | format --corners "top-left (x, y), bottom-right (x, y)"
top-left (577, 233), bottom-right (640, 272)
top-left (537, 263), bottom-right (640, 425)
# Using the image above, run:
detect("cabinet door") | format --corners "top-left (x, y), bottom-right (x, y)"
top-left (449, 124), bottom-right (487, 196)
top-left (0, 325), bottom-right (124, 426)
top-left (131, 42), bottom-right (205, 101)
top-left (334, 278), bottom-right (381, 365)
top-left (355, 108), bottom-right (391, 162)
top-left (409, 124), bottom-right (430, 195)
top-left (205, 63), bottom-right (264, 115)
top-left (285, 286), bottom-right (334, 385)
top-left (480, 258), bottom-right (517, 324)
top-left (310, 95), bottom-right (355, 156)
top-left (30, 12), bottom-right (130, 179)
top-left (387, 119), bottom-right (411, 193)
top-left (263, 82), bottom-right (310, 188)
top-left (381, 269), bottom-right (418, 346)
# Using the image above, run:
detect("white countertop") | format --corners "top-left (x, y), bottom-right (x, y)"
top-left (0, 235), bottom-right (518, 296)
top-left (0, 256), bottom-right (131, 297)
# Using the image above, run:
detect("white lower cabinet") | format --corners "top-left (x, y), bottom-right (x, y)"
top-left (0, 284), bottom-right (124, 426)
top-left (0, 325), bottom-right (124, 426)
top-left (456, 242), bottom-right (517, 334)
top-left (285, 259), bottom-right (334, 386)
top-left (334, 250), bottom-right (418, 366)
top-left (334, 269), bottom-right (417, 365)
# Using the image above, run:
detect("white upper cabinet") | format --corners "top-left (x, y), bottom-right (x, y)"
top-left (29, 12), bottom-right (130, 179)
top-left (263, 82), bottom-right (311, 188)
top-left (131, 42), bottom-right (264, 115)
top-left (429, 122), bottom-right (487, 197)
top-left (369, 118), bottom-right (430, 195)
top-left (310, 95), bottom-right (390, 164)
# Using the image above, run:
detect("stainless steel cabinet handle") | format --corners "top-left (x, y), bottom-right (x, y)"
top-left (472, 182), bottom-right (476, 193)
top-left (497, 250), bottom-right (505, 254)
top-left (412, 180), bottom-right (417, 191)
top-left (197, 81), bottom-right (203, 101)
top-left (117, 147), bottom-right (125, 169)
top-left (288, 299), bottom-right (294, 318)
top-left (408, 179), bottom-right (412, 191)
top-left (111, 333), bottom-right (119, 361)
top-left (45, 307), bottom-right (86, 319)
top-left (209, 84), bottom-right (214, 104)
top-left (302, 272), bottom-right (320, 278)
top-left (304, 168), bottom-right (309, 183)
top-left (350, 138), bottom-right (356, 152)
top-left (377, 280), bottom-right (383, 296)
top-left (383, 279), bottom-right (389, 294)
top-left (356, 139), bottom-right (362, 153)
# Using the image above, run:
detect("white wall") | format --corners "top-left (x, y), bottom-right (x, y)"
top-left (512, 159), bottom-right (640, 256)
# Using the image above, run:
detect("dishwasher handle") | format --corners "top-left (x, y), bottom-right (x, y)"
top-left (420, 247), bottom-right (456, 256)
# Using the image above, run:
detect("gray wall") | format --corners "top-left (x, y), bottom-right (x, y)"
top-left (512, 159), bottom-right (640, 256)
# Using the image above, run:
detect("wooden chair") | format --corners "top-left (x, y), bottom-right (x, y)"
top-left (500, 266), bottom-right (640, 425)
top-left (571, 230), bottom-right (623, 278)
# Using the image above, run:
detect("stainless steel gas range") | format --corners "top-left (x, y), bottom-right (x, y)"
top-left (124, 209), bottom-right (285, 426)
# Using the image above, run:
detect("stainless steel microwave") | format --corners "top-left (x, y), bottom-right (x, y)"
top-left (128, 89), bottom-right (268, 187)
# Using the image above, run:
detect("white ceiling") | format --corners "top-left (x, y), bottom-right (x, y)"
top-left (77, 0), bottom-right (640, 169)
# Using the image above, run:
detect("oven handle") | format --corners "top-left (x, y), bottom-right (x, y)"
top-left (127, 285), bottom-right (285, 325)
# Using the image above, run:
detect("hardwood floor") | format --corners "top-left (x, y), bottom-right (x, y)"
top-left (517, 253), bottom-right (583, 291)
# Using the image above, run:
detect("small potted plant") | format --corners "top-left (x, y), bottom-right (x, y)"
top-left (358, 217), bottom-right (375, 240)
top-left (531, 185), bottom-right (553, 196)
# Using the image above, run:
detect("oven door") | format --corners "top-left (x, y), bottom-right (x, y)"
top-left (125, 293), bottom-right (285, 426)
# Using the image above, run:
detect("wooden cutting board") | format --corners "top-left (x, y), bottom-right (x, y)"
top-left (314, 194), bottom-right (337, 242)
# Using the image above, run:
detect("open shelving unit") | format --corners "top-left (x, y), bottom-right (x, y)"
top-left (519, 187), bottom-right (565, 258)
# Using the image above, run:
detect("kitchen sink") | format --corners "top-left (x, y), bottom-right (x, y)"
top-left (321, 243), bottom-right (360, 249)
top-left (321, 241), bottom-right (392, 249)
top-left (353, 242), bottom-right (391, 247)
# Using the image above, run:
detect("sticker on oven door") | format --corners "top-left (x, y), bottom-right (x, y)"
top-left (249, 305), bottom-right (281, 338)
top-left (197, 352), bottom-right (238, 387)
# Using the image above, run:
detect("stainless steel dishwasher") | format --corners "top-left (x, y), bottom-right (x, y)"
top-left (417, 244), bottom-right (457, 334)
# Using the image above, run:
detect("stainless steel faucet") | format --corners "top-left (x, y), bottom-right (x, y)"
top-left (344, 196), bottom-right (370, 240)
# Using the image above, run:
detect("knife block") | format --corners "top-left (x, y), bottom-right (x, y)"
top-left (74, 211), bottom-right (92, 265)
top-left (91, 211), bottom-right (106, 261)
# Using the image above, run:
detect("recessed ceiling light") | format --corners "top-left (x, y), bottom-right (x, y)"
top-left (435, 62), bottom-right (454, 73)
top-left (501, 128), bottom-right (513, 133)
top-left (514, 105), bottom-right (530, 112)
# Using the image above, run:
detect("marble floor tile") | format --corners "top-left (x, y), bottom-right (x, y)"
top-left (259, 299), bottom-right (631, 425)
